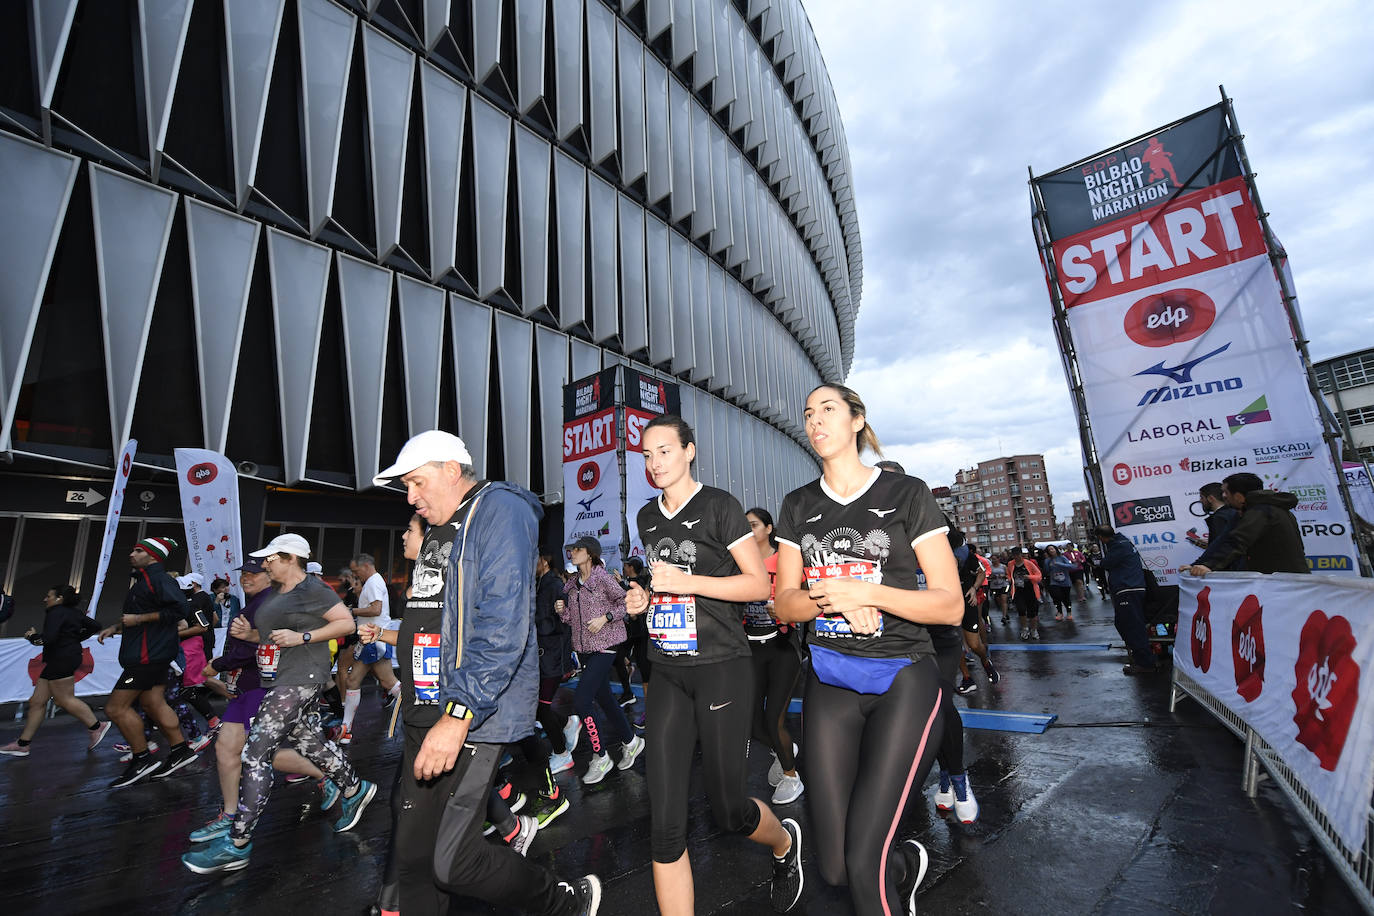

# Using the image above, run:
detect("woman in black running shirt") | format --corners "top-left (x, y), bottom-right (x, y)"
top-left (624, 414), bottom-right (804, 914)
top-left (774, 385), bottom-right (963, 916)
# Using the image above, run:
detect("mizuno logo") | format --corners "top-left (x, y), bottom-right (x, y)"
top-left (806, 513), bottom-right (823, 523)
top-left (576, 493), bottom-right (603, 512)
top-left (682, 519), bottom-right (702, 529)
top-left (709, 701), bottom-right (731, 710)
top-left (869, 508), bottom-right (897, 518)
top-left (1135, 342), bottom-right (1230, 385)
top-left (646, 525), bottom-right (658, 532)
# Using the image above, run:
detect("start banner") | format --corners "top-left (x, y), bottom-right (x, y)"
top-left (563, 369), bottom-right (622, 570)
top-left (1031, 103), bottom-right (1356, 581)
top-left (623, 368), bottom-right (681, 560)
top-left (174, 449), bottom-right (244, 600)
top-left (1176, 572), bottom-right (1374, 854)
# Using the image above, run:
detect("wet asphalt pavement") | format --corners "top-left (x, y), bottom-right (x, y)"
top-left (0, 592), bottom-right (1364, 914)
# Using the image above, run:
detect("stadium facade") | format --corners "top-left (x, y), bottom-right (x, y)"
top-left (0, 0), bottom-right (861, 632)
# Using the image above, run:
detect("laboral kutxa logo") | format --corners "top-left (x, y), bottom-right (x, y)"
top-left (1134, 342), bottom-right (1241, 406)
top-left (1111, 495), bottom-right (1175, 526)
top-left (1226, 394), bottom-right (1271, 434)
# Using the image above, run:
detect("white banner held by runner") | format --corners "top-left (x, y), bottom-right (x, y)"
top-left (1176, 572), bottom-right (1374, 853)
top-left (174, 449), bottom-right (243, 600)
top-left (86, 439), bottom-right (137, 616)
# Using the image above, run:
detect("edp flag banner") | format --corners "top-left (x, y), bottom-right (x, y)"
top-left (562, 369), bottom-right (622, 570)
top-left (86, 439), bottom-right (137, 616)
top-left (174, 449), bottom-right (243, 600)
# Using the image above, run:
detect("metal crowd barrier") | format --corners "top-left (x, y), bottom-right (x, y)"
top-left (1171, 666), bottom-right (1374, 912)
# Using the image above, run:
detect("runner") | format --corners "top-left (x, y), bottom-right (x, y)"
top-left (1, 586), bottom-right (110, 758)
top-left (535, 551), bottom-right (580, 775)
top-left (1006, 547), bottom-right (1043, 640)
top-left (616, 555), bottom-right (653, 728)
top-left (1042, 545), bottom-right (1074, 620)
top-left (624, 414), bottom-right (803, 915)
top-left (744, 507), bottom-right (804, 806)
top-left (1063, 542), bottom-right (1088, 603)
top-left (773, 385), bottom-right (962, 916)
top-left (987, 554), bottom-right (1010, 624)
top-left (337, 552), bottom-right (401, 745)
top-left (180, 533), bottom-right (376, 874)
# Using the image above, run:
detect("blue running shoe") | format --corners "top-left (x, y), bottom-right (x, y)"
top-left (182, 835), bottom-right (251, 874)
top-left (188, 811), bottom-right (233, 844)
top-left (319, 778), bottom-right (340, 811)
top-left (333, 780), bottom-right (377, 833)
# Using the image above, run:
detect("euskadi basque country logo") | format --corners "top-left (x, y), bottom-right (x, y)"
top-left (1227, 395), bottom-right (1272, 434)
top-left (1111, 495), bottom-right (1175, 526)
top-left (1252, 440), bottom-right (1317, 464)
top-left (1134, 343), bottom-right (1241, 406)
top-left (1123, 289), bottom-right (1216, 348)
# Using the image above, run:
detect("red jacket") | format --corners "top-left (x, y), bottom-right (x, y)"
top-left (1006, 558), bottom-right (1042, 602)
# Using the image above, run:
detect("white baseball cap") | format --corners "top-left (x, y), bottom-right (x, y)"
top-left (176, 572), bottom-right (204, 588)
top-left (305, 561), bottom-right (323, 575)
top-left (250, 533), bottom-right (312, 558)
top-left (374, 430), bottom-right (473, 486)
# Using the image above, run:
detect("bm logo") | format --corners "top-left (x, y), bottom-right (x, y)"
top-left (1306, 555), bottom-right (1351, 571)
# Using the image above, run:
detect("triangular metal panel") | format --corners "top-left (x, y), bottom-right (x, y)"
top-left (708, 262), bottom-right (730, 392)
top-left (689, 99), bottom-right (713, 240)
top-left (645, 0), bottom-right (673, 41)
top-left (668, 232), bottom-right (694, 376)
top-left (138, 0), bottom-right (193, 178)
top-left (616, 22), bottom-right (646, 186)
top-left (363, 23), bottom-right (416, 260)
top-left (691, 0), bottom-right (716, 91)
top-left (727, 21), bottom-right (753, 133)
top-left (618, 194), bottom-right (647, 356)
top-left (688, 247), bottom-right (712, 384)
top-left (472, 0), bottom-right (502, 83)
top-left (514, 0), bottom-right (546, 113)
top-left (586, 0), bottom-right (618, 165)
top-left (587, 174), bottom-right (619, 344)
top-left (185, 198), bottom-right (260, 453)
top-left (31, 0), bottom-right (78, 110)
top-left (448, 294), bottom-right (492, 477)
top-left (552, 149), bottom-right (586, 330)
top-left (224, 0), bottom-right (287, 210)
top-left (419, 61), bottom-right (466, 281)
top-left (395, 275), bottom-right (446, 435)
top-left (707, 126), bottom-right (731, 254)
top-left (570, 337), bottom-right (601, 382)
top-left (513, 123), bottom-right (550, 316)
top-left (711, 2), bottom-right (736, 113)
top-left (423, 0), bottom-right (451, 51)
top-left (493, 312), bottom-right (534, 490)
top-left (643, 54), bottom-right (671, 204)
top-left (551, 0), bottom-right (584, 141)
top-left (298, 0), bottom-right (356, 236)
top-left (668, 78), bottom-right (694, 224)
top-left (89, 164), bottom-right (178, 449)
top-left (470, 95), bottom-right (511, 300)
top-left (337, 254), bottom-right (393, 487)
top-left (670, 0), bottom-right (695, 67)
top-left (533, 325), bottom-right (568, 500)
top-left (645, 214), bottom-right (673, 365)
top-left (0, 136), bottom-right (78, 450)
top-left (265, 228), bottom-right (332, 484)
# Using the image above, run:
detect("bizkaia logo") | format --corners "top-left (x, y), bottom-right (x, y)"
top-left (1190, 586), bottom-right (1212, 673)
top-left (1226, 394), bottom-right (1271, 435)
top-left (1135, 342), bottom-right (1242, 406)
top-left (1111, 461), bottom-right (1173, 485)
top-left (1232, 594), bottom-right (1266, 703)
top-left (186, 462), bottom-right (218, 486)
top-left (1123, 288), bottom-right (1216, 348)
top-left (1177, 455), bottom-right (1248, 473)
top-left (1125, 417), bottom-right (1224, 445)
top-left (1291, 610), bottom-right (1359, 771)
top-left (1112, 496), bottom-right (1175, 526)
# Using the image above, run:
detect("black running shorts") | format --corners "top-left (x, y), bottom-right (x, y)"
top-left (115, 663), bottom-right (169, 691)
top-left (961, 602), bottom-right (982, 633)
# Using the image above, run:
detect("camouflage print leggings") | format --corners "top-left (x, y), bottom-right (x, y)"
top-left (232, 684), bottom-right (360, 841)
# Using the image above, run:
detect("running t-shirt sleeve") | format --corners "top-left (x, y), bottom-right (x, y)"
top-left (716, 490), bottom-right (754, 552)
top-left (902, 478), bottom-right (948, 550)
top-left (774, 488), bottom-right (802, 553)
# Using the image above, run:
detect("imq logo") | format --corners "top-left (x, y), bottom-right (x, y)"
top-left (186, 462), bottom-right (218, 486)
top-left (1112, 496), bottom-right (1176, 527)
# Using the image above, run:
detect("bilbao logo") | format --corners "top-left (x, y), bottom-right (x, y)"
top-left (1190, 586), bottom-right (1212, 673)
top-left (1231, 594), bottom-right (1265, 703)
top-left (1111, 462), bottom-right (1173, 486)
top-left (576, 461), bottom-right (601, 492)
top-left (1123, 288), bottom-right (1216, 348)
top-left (1111, 496), bottom-right (1175, 526)
top-left (1291, 610), bottom-right (1359, 771)
top-left (186, 462), bottom-right (218, 486)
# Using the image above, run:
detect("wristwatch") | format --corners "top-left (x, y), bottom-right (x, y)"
top-left (302, 631), bottom-right (312, 644)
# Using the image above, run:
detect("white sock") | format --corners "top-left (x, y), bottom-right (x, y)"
top-left (388, 682), bottom-right (401, 698)
top-left (343, 689), bottom-right (361, 728)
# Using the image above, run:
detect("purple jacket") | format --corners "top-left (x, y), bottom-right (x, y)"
top-left (558, 565), bottom-right (627, 655)
top-left (209, 587), bottom-right (274, 693)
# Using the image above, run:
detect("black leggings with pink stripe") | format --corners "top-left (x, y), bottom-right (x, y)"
top-left (803, 657), bottom-right (944, 916)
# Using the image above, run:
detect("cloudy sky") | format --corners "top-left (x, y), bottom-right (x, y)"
top-left (802, 0), bottom-right (1374, 515)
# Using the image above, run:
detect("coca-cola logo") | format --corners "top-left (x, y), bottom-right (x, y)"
top-left (577, 461), bottom-right (600, 492)
top-left (1231, 594), bottom-right (1265, 703)
top-left (186, 462), bottom-right (218, 486)
top-left (1291, 610), bottom-right (1359, 772)
top-left (1123, 288), bottom-right (1216, 348)
top-left (1190, 586), bottom-right (1212, 672)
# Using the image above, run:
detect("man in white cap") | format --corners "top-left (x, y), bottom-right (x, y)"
top-left (367, 430), bottom-right (601, 916)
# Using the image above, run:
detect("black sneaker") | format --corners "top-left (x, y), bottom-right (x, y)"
top-left (110, 754), bottom-right (160, 788)
top-left (956, 677), bottom-right (977, 695)
top-left (983, 663), bottom-right (1001, 685)
top-left (151, 743), bottom-right (199, 779)
top-left (771, 817), bottom-right (804, 911)
top-left (563, 875), bottom-right (601, 915)
top-left (896, 839), bottom-right (929, 915)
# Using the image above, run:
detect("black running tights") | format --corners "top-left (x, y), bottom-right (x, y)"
top-left (932, 641), bottom-right (965, 775)
top-left (750, 636), bottom-right (801, 771)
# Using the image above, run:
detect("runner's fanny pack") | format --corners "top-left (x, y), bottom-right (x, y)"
top-left (810, 644), bottom-right (910, 695)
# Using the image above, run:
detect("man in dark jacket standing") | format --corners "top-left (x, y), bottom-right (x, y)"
top-left (1093, 525), bottom-right (1158, 676)
top-left (1189, 482), bottom-right (1241, 568)
top-left (1184, 472), bottom-right (1309, 576)
top-left (98, 536), bottom-right (198, 787)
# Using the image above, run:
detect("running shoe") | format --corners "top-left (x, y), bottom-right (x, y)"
top-left (337, 725), bottom-right (353, 746)
top-left (284, 773), bottom-right (311, 785)
top-left (382, 690), bottom-right (397, 710)
top-left (952, 773), bottom-right (979, 824)
top-left (1001, 616), bottom-right (1009, 625)
top-left (772, 773), bottom-right (805, 805)
top-left (957, 677), bottom-right (977, 695)
top-left (618, 692), bottom-right (636, 708)
top-left (497, 779), bottom-right (528, 814)
top-left (1054, 613), bottom-right (1063, 621)
top-left (1122, 663), bottom-right (1160, 676)
top-left (181, 835), bottom-right (251, 874)
top-left (482, 821), bottom-right (497, 836)
top-left (632, 711), bottom-right (645, 729)
top-left (934, 770), bottom-right (954, 812)
top-left (562, 715), bottom-right (582, 755)
top-left (767, 743), bottom-right (799, 787)
top-left (617, 734), bottom-right (645, 770)
top-left (770, 817), bottom-right (804, 912)
top-left (319, 778), bottom-right (341, 810)
top-left (582, 753), bottom-right (613, 785)
top-left (110, 754), bottom-right (161, 788)
top-left (896, 839), bottom-right (929, 915)
top-left (1031, 629), bottom-right (1041, 640)
top-left (561, 875), bottom-right (602, 916)
top-left (188, 733), bottom-right (213, 754)
top-left (333, 779), bottom-right (377, 832)
top-left (549, 749), bottom-right (574, 775)
top-left (983, 662), bottom-right (1001, 685)
top-left (88, 721), bottom-right (113, 751)
top-left (151, 743), bottom-right (200, 779)
top-left (509, 814), bottom-right (538, 857)
top-left (532, 792), bottom-right (570, 830)
top-left (0, 741), bottom-right (29, 757)
top-left (189, 811), bottom-right (233, 843)
top-left (116, 741), bottom-right (159, 762)
top-left (1019, 630), bottom-right (1030, 642)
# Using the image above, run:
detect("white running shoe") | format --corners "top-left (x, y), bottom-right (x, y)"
top-left (118, 741), bottom-right (160, 763)
top-left (549, 749), bottom-right (574, 774)
top-left (934, 770), bottom-right (954, 812)
top-left (952, 773), bottom-right (979, 824)
top-left (509, 814), bottom-right (539, 857)
top-left (767, 743), bottom-right (798, 787)
top-left (617, 735), bottom-right (645, 770)
top-left (772, 773), bottom-right (805, 805)
top-left (582, 752), bottom-right (613, 785)
top-left (562, 715), bottom-right (582, 755)
top-left (898, 840), bottom-right (929, 915)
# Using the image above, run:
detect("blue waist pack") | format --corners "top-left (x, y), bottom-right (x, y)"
top-left (810, 644), bottom-right (911, 695)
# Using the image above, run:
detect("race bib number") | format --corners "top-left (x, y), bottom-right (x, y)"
top-left (744, 600), bottom-right (776, 629)
top-left (256, 643), bottom-right (280, 679)
top-left (222, 668), bottom-right (241, 693)
top-left (805, 560), bottom-right (883, 639)
top-left (411, 633), bottom-right (441, 705)
top-left (649, 593), bottom-right (697, 655)
top-left (1014, 572), bottom-right (1028, 588)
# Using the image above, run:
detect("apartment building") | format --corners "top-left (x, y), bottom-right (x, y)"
top-left (949, 455), bottom-right (1058, 551)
